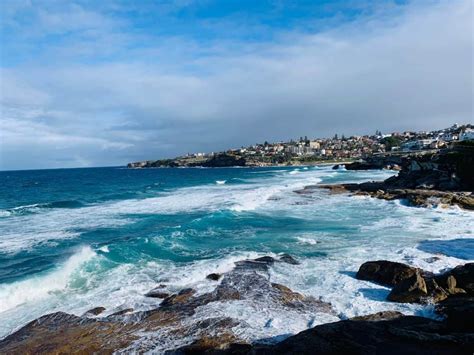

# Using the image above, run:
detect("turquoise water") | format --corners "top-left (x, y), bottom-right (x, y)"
top-left (0, 166), bottom-right (473, 344)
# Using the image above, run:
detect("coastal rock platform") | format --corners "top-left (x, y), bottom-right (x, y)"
top-left (1, 257), bottom-right (473, 354)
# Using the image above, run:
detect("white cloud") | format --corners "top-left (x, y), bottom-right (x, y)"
top-left (0, 0), bottom-right (472, 169)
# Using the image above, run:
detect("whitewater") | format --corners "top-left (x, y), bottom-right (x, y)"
top-left (0, 166), bottom-right (473, 346)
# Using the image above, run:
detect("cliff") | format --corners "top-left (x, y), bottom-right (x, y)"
top-left (128, 153), bottom-right (247, 168)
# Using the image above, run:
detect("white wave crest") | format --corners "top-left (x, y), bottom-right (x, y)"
top-left (0, 246), bottom-right (96, 314)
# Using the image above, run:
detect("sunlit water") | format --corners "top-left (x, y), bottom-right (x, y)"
top-left (0, 166), bottom-right (472, 345)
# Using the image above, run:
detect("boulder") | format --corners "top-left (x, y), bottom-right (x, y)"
top-left (82, 307), bottom-right (106, 316)
top-left (206, 273), bottom-right (222, 281)
top-left (387, 271), bottom-right (428, 303)
top-left (145, 289), bottom-right (171, 299)
top-left (356, 260), bottom-right (419, 287)
top-left (445, 263), bottom-right (474, 294)
top-left (279, 254), bottom-right (300, 265)
top-left (424, 277), bottom-right (449, 303)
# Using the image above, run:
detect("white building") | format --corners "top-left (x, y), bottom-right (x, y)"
top-left (460, 128), bottom-right (474, 141)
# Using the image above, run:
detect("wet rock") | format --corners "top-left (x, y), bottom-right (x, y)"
top-left (145, 288), bottom-right (171, 298)
top-left (109, 308), bottom-right (134, 317)
top-left (387, 271), bottom-right (428, 303)
top-left (424, 277), bottom-right (449, 303)
top-left (82, 306), bottom-right (106, 316)
top-left (234, 256), bottom-right (275, 271)
top-left (279, 254), bottom-right (300, 265)
top-left (350, 311), bottom-right (403, 321)
top-left (356, 260), bottom-right (419, 287)
top-left (424, 256), bottom-right (441, 263)
top-left (436, 296), bottom-right (474, 332)
top-left (332, 164), bottom-right (341, 170)
top-left (206, 273), bottom-right (222, 281)
top-left (247, 314), bottom-right (474, 355)
top-left (440, 263), bottom-right (474, 295)
top-left (168, 331), bottom-right (250, 354)
top-left (0, 312), bottom-right (137, 354)
top-left (445, 276), bottom-right (466, 295)
top-left (254, 256), bottom-right (275, 264)
top-left (0, 256), bottom-right (335, 354)
top-left (161, 288), bottom-right (196, 308)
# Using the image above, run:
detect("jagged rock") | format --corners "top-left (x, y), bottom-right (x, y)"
top-left (145, 289), bottom-right (171, 298)
top-left (0, 312), bottom-right (137, 354)
top-left (387, 271), bottom-right (428, 303)
top-left (254, 256), bottom-right (275, 264)
top-left (160, 288), bottom-right (196, 308)
top-left (279, 254), bottom-right (300, 265)
top-left (82, 306), bottom-right (106, 316)
top-left (424, 277), bottom-right (449, 303)
top-left (109, 308), bottom-right (134, 317)
top-left (248, 314), bottom-right (474, 355)
top-left (438, 263), bottom-right (474, 295)
top-left (356, 260), bottom-right (419, 287)
top-left (445, 276), bottom-right (466, 295)
top-left (206, 273), bottom-right (222, 281)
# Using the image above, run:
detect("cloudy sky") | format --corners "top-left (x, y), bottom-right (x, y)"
top-left (0, 0), bottom-right (472, 170)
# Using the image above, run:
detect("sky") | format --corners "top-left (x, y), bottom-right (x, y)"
top-left (0, 0), bottom-right (472, 170)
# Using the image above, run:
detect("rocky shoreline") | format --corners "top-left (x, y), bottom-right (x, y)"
top-left (314, 183), bottom-right (474, 210)
top-left (127, 153), bottom-right (354, 168)
top-left (1, 255), bottom-right (472, 354)
top-left (317, 147), bottom-right (474, 210)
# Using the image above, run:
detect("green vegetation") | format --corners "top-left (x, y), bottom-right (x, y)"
top-left (380, 136), bottom-right (402, 151)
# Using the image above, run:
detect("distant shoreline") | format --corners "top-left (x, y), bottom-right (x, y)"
top-left (126, 160), bottom-right (355, 169)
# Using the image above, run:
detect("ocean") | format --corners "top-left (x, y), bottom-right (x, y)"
top-left (0, 166), bottom-right (473, 347)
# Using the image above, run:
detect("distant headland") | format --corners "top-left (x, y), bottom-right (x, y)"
top-left (128, 124), bottom-right (474, 168)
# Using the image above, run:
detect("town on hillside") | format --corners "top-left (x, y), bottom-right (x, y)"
top-left (128, 124), bottom-right (474, 168)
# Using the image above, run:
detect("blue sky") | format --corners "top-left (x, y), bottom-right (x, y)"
top-left (0, 0), bottom-right (472, 169)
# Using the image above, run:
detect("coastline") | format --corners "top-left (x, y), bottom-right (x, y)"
top-left (1, 163), bottom-right (472, 353)
top-left (1, 256), bottom-right (472, 353)
top-left (127, 160), bottom-right (355, 169)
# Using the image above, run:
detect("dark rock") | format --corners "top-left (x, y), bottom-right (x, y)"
top-left (234, 256), bottom-right (276, 271)
top-left (279, 254), bottom-right (300, 265)
top-left (356, 260), bottom-right (419, 287)
top-left (145, 289), bottom-right (171, 298)
top-left (424, 256), bottom-right (441, 263)
top-left (253, 256), bottom-right (275, 264)
top-left (109, 308), bottom-right (134, 317)
top-left (424, 277), bottom-right (449, 303)
top-left (445, 275), bottom-right (466, 295)
top-left (350, 311), bottom-right (403, 321)
top-left (332, 164), bottom-right (341, 170)
top-left (160, 288), bottom-right (196, 308)
top-left (201, 154), bottom-right (246, 168)
top-left (441, 263), bottom-right (474, 295)
top-left (249, 314), bottom-right (474, 354)
top-left (436, 295), bottom-right (474, 331)
top-left (206, 273), bottom-right (222, 281)
top-left (0, 312), bottom-right (134, 354)
top-left (82, 307), bottom-right (106, 316)
top-left (387, 271), bottom-right (428, 303)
